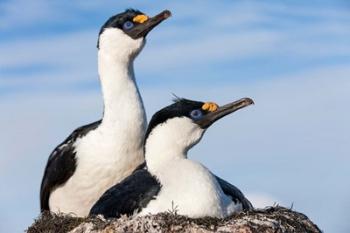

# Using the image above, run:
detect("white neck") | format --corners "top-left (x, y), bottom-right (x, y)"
top-left (145, 118), bottom-right (204, 174)
top-left (146, 144), bottom-right (188, 177)
top-left (97, 48), bottom-right (146, 142)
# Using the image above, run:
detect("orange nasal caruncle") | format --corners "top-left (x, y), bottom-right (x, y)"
top-left (202, 102), bottom-right (218, 112)
top-left (133, 14), bottom-right (149, 24)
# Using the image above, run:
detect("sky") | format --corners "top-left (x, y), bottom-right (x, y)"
top-left (1, 0), bottom-right (350, 232)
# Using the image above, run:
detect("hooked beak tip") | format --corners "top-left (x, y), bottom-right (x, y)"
top-left (243, 97), bottom-right (254, 106)
top-left (162, 10), bottom-right (172, 19)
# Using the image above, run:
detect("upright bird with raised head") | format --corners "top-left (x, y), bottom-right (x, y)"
top-left (90, 97), bottom-right (253, 218)
top-left (40, 9), bottom-right (171, 217)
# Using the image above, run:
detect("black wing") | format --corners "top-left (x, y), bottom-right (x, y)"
top-left (89, 168), bottom-right (161, 218)
top-left (215, 175), bottom-right (253, 210)
top-left (40, 120), bottom-right (101, 211)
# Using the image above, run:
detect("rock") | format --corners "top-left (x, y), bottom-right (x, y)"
top-left (27, 206), bottom-right (321, 233)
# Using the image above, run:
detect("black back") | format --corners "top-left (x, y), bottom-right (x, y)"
top-left (89, 167), bottom-right (161, 218)
top-left (40, 120), bottom-right (101, 211)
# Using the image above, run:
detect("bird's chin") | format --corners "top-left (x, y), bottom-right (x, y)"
top-left (130, 38), bottom-right (145, 59)
top-left (99, 29), bottom-right (146, 60)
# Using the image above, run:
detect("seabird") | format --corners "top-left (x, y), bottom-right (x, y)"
top-left (90, 97), bottom-right (253, 218)
top-left (40, 9), bottom-right (171, 216)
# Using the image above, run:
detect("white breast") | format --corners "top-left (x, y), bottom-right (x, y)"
top-left (139, 159), bottom-right (242, 218)
top-left (49, 125), bottom-right (145, 216)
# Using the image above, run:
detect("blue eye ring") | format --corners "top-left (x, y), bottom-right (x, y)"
top-left (190, 109), bottom-right (203, 120)
top-left (123, 21), bottom-right (134, 30)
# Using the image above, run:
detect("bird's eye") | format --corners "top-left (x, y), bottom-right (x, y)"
top-left (190, 109), bottom-right (203, 120)
top-left (123, 21), bottom-right (134, 30)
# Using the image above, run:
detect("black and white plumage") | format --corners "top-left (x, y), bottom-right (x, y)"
top-left (40, 9), bottom-right (171, 216)
top-left (40, 121), bottom-right (101, 211)
top-left (90, 98), bottom-right (254, 218)
top-left (90, 164), bottom-right (252, 218)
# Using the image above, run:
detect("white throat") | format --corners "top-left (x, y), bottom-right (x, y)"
top-left (145, 118), bottom-right (204, 174)
top-left (97, 29), bottom-right (146, 129)
top-left (98, 52), bottom-right (142, 124)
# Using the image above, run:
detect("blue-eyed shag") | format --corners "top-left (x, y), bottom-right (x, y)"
top-left (40, 9), bottom-right (171, 216)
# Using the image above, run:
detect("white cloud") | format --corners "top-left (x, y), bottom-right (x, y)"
top-left (0, 30), bottom-right (96, 68)
top-left (2, 0), bottom-right (349, 90)
top-left (0, 0), bottom-right (63, 29)
top-left (139, 29), bottom-right (278, 70)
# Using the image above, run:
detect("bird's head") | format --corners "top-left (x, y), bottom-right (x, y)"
top-left (97, 9), bottom-right (171, 60)
top-left (144, 97), bottom-right (254, 156)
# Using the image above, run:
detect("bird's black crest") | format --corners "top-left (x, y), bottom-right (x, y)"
top-left (144, 98), bottom-right (204, 143)
top-left (171, 93), bottom-right (182, 102)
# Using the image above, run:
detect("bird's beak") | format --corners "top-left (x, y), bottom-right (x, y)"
top-left (129, 10), bottom-right (171, 39)
top-left (196, 98), bottom-right (254, 129)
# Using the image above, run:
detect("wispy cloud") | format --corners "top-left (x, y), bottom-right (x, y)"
top-left (1, 0), bottom-right (349, 94)
top-left (0, 30), bottom-right (96, 68)
top-left (0, 0), bottom-right (63, 29)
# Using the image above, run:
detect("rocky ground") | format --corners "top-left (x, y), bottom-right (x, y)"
top-left (27, 206), bottom-right (321, 233)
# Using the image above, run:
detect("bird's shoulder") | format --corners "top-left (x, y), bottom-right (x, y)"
top-left (40, 120), bottom-right (102, 211)
top-left (214, 175), bottom-right (253, 210)
top-left (47, 120), bottom-right (102, 161)
top-left (90, 167), bottom-right (161, 218)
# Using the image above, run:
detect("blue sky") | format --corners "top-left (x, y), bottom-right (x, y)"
top-left (1, 0), bottom-right (350, 232)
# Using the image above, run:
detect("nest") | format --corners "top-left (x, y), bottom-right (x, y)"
top-left (27, 206), bottom-right (321, 233)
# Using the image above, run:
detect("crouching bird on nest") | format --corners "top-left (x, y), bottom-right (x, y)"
top-left (90, 97), bottom-right (254, 218)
